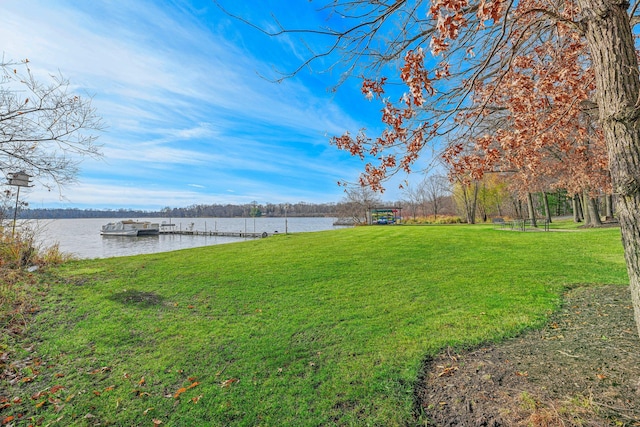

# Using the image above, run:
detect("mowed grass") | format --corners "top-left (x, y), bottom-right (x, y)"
top-left (3, 224), bottom-right (628, 426)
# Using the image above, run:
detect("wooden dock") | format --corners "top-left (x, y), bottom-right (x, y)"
top-left (160, 229), bottom-right (269, 238)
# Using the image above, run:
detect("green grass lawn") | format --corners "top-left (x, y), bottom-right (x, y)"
top-left (2, 224), bottom-right (629, 426)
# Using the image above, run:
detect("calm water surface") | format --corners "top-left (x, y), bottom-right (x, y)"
top-left (32, 217), bottom-right (342, 259)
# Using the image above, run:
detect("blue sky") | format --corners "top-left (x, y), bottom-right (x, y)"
top-left (1, 0), bottom-right (426, 210)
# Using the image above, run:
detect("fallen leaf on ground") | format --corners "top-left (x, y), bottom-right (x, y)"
top-left (50, 385), bottom-right (65, 394)
top-left (437, 366), bottom-right (457, 377)
top-left (221, 378), bottom-right (239, 388)
top-left (31, 391), bottom-right (48, 400)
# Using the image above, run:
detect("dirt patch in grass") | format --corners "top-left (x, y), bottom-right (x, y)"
top-left (108, 290), bottom-right (164, 307)
top-left (415, 285), bottom-right (640, 426)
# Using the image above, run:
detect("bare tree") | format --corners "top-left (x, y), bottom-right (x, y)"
top-left (453, 178), bottom-right (479, 224)
top-left (423, 174), bottom-right (451, 220)
top-left (401, 181), bottom-right (421, 220)
top-left (336, 184), bottom-right (382, 225)
top-left (402, 177), bottom-right (432, 218)
top-left (1, 58), bottom-right (103, 190)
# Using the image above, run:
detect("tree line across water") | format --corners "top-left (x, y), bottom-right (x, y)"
top-left (4, 182), bottom-right (614, 226)
top-left (11, 202), bottom-right (343, 220)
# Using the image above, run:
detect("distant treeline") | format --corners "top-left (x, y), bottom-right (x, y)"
top-left (17, 202), bottom-right (342, 219)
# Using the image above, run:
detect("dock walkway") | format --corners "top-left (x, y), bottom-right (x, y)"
top-left (160, 229), bottom-right (269, 238)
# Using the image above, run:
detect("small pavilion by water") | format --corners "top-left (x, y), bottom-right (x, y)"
top-left (368, 207), bottom-right (402, 225)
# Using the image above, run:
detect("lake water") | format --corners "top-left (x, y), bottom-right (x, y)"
top-left (28, 217), bottom-right (343, 259)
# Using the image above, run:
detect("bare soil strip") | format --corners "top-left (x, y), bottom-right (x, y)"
top-left (416, 285), bottom-right (640, 426)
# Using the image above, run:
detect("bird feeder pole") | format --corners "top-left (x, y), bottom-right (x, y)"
top-left (8, 171), bottom-right (33, 237)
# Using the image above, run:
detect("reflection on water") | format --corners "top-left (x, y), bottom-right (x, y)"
top-left (100, 234), bottom-right (160, 253)
top-left (30, 217), bottom-right (343, 259)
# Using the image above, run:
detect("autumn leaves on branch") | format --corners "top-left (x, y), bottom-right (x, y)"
top-left (330, 0), bottom-right (611, 202)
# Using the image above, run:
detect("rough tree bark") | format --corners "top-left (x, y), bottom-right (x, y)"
top-left (577, 0), bottom-right (640, 336)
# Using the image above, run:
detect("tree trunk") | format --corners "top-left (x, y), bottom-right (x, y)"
top-left (572, 194), bottom-right (582, 222)
top-left (582, 191), bottom-right (591, 225)
top-left (578, 0), bottom-right (640, 336)
top-left (543, 191), bottom-right (552, 223)
top-left (577, 194), bottom-right (585, 221)
top-left (458, 181), bottom-right (472, 224)
top-left (518, 199), bottom-right (523, 219)
top-left (466, 181), bottom-right (479, 224)
top-left (587, 197), bottom-right (603, 226)
top-left (605, 194), bottom-right (614, 220)
top-left (511, 196), bottom-right (521, 219)
top-left (527, 192), bottom-right (537, 227)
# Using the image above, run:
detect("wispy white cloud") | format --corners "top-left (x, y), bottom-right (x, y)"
top-left (1, 0), bottom-right (400, 209)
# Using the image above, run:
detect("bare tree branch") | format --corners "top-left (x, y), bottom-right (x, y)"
top-left (1, 58), bottom-right (104, 190)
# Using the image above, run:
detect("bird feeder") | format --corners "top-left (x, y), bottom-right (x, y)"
top-left (8, 171), bottom-right (33, 237)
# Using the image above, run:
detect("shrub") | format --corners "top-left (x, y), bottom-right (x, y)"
top-left (0, 229), bottom-right (37, 268)
top-left (402, 215), bottom-right (463, 225)
top-left (0, 225), bottom-right (71, 269)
